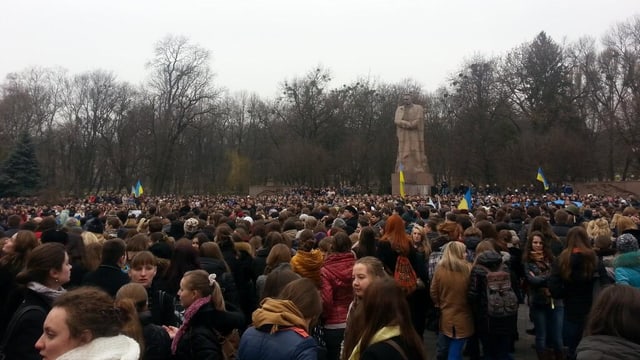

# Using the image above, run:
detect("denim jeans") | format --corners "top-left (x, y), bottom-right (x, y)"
top-left (531, 304), bottom-right (564, 351)
top-left (437, 333), bottom-right (467, 360)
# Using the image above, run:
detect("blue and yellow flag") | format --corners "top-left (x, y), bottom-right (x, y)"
top-left (457, 188), bottom-right (472, 210)
top-left (536, 167), bottom-right (549, 191)
top-left (398, 163), bottom-right (405, 198)
top-left (134, 180), bottom-right (144, 197)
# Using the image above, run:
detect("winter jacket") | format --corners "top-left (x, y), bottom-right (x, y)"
top-left (577, 335), bottom-right (640, 360)
top-left (430, 264), bottom-right (474, 339)
top-left (147, 282), bottom-right (178, 327)
top-left (320, 252), bottom-right (356, 327)
top-left (140, 311), bottom-right (172, 360)
top-left (238, 298), bottom-right (317, 360)
top-left (468, 251), bottom-right (517, 336)
top-left (2, 288), bottom-right (51, 360)
top-left (222, 244), bottom-right (255, 324)
top-left (290, 249), bottom-right (324, 287)
top-left (199, 257), bottom-right (228, 278)
top-left (524, 258), bottom-right (553, 306)
top-left (82, 263), bottom-right (130, 297)
top-left (613, 250), bottom-right (640, 288)
top-left (172, 302), bottom-right (245, 360)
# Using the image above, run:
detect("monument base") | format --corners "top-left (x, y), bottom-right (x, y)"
top-left (391, 172), bottom-right (434, 196)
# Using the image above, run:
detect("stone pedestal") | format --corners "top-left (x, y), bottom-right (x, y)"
top-left (391, 172), bottom-right (434, 196)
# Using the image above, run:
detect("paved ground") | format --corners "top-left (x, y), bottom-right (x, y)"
top-left (423, 304), bottom-right (538, 360)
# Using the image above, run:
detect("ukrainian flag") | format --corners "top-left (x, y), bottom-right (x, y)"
top-left (457, 188), bottom-right (472, 210)
top-left (135, 180), bottom-right (144, 197)
top-left (536, 167), bottom-right (549, 191)
top-left (399, 163), bottom-right (405, 198)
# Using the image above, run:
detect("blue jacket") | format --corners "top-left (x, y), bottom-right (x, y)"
top-left (237, 326), bottom-right (317, 360)
top-left (614, 251), bottom-right (640, 288)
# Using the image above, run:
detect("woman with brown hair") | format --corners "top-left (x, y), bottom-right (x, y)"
top-left (342, 277), bottom-right (426, 360)
top-left (35, 286), bottom-right (140, 360)
top-left (0, 230), bottom-right (39, 331)
top-left (549, 226), bottom-right (610, 359)
top-left (256, 243), bottom-right (292, 298)
top-left (128, 251), bottom-right (177, 327)
top-left (238, 278), bottom-right (323, 359)
top-left (376, 214), bottom-right (428, 336)
top-left (577, 284), bottom-right (640, 359)
top-left (523, 231), bottom-right (563, 359)
top-left (3, 242), bottom-right (72, 360)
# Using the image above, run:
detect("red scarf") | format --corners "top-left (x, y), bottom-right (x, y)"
top-left (171, 295), bottom-right (212, 354)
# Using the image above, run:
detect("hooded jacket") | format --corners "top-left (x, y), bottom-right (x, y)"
top-left (613, 250), bottom-right (640, 288)
top-left (237, 298), bottom-right (317, 360)
top-left (320, 252), bottom-right (356, 327)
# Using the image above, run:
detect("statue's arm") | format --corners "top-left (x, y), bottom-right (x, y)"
top-left (394, 107), bottom-right (411, 128)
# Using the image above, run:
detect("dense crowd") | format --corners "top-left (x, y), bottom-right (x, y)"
top-left (1, 189), bottom-right (640, 360)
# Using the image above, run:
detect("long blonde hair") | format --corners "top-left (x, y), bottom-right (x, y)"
top-left (437, 241), bottom-right (470, 276)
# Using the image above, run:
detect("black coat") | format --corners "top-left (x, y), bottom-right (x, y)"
top-left (148, 281), bottom-right (178, 327)
top-left (172, 303), bottom-right (245, 360)
top-left (140, 311), bottom-right (172, 360)
top-left (2, 289), bottom-right (51, 360)
top-left (82, 264), bottom-right (130, 297)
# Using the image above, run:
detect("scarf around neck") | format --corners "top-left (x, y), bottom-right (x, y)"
top-left (252, 298), bottom-right (308, 333)
top-left (27, 281), bottom-right (66, 302)
top-left (171, 295), bottom-right (211, 354)
top-left (348, 325), bottom-right (401, 360)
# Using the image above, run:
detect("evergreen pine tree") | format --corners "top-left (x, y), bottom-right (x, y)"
top-left (0, 132), bottom-right (41, 196)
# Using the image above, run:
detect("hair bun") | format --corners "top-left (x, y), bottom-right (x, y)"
top-left (208, 273), bottom-right (217, 286)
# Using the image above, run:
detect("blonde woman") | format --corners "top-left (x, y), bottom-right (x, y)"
top-left (430, 242), bottom-right (473, 360)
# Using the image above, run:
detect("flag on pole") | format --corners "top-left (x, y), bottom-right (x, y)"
top-left (398, 163), bottom-right (405, 198)
top-left (131, 185), bottom-right (136, 196)
top-left (457, 188), bottom-right (472, 210)
top-left (134, 180), bottom-right (144, 197)
top-left (536, 167), bottom-right (549, 191)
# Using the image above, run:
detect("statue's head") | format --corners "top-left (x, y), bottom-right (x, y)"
top-left (401, 94), bottom-right (413, 106)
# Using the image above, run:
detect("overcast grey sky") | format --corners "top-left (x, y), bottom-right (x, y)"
top-left (0, 0), bottom-right (638, 98)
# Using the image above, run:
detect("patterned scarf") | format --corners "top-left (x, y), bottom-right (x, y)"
top-left (171, 295), bottom-right (211, 354)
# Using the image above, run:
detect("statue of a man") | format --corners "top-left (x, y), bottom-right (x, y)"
top-left (394, 94), bottom-right (428, 173)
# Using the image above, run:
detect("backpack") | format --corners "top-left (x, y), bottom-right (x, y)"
top-left (394, 254), bottom-right (417, 295)
top-left (480, 265), bottom-right (518, 318)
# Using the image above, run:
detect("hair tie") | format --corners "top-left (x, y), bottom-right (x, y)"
top-left (208, 273), bottom-right (217, 286)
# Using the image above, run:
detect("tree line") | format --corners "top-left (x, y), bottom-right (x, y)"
top-left (0, 15), bottom-right (639, 197)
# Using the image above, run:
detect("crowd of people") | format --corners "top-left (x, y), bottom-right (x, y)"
top-left (0, 189), bottom-right (640, 360)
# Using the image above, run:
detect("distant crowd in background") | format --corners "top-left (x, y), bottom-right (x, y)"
top-left (1, 187), bottom-right (640, 360)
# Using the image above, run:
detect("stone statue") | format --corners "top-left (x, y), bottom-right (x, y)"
top-left (394, 94), bottom-right (428, 173)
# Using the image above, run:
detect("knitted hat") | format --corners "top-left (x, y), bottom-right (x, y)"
top-left (616, 233), bottom-right (639, 254)
top-left (183, 217), bottom-right (200, 233)
top-left (344, 205), bottom-right (358, 216)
